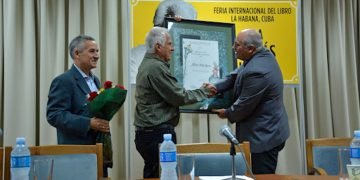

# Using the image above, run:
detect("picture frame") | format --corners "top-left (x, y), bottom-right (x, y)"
top-left (165, 18), bottom-right (236, 113)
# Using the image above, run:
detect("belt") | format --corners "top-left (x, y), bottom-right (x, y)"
top-left (135, 123), bottom-right (174, 132)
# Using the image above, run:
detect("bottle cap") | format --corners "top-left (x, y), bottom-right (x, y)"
top-left (15, 137), bottom-right (26, 145)
top-left (163, 134), bottom-right (172, 140)
top-left (354, 130), bottom-right (360, 137)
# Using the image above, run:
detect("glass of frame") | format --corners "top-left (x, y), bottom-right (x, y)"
top-left (165, 18), bottom-right (236, 113)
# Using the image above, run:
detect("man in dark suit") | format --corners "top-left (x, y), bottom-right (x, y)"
top-left (46, 35), bottom-right (110, 176)
top-left (211, 29), bottom-right (290, 174)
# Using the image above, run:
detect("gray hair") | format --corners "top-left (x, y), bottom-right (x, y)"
top-left (241, 29), bottom-right (263, 52)
top-left (69, 35), bottom-right (95, 59)
top-left (145, 27), bottom-right (169, 53)
top-left (153, 0), bottom-right (197, 27)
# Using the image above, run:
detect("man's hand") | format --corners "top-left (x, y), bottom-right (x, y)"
top-left (202, 83), bottom-right (217, 97)
top-left (212, 109), bottom-right (227, 119)
top-left (174, 15), bottom-right (182, 21)
top-left (90, 117), bottom-right (110, 132)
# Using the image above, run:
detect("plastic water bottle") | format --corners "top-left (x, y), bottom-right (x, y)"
top-left (350, 130), bottom-right (360, 164)
top-left (159, 134), bottom-right (177, 180)
top-left (11, 137), bottom-right (31, 180)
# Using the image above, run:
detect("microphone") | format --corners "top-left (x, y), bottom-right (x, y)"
top-left (219, 125), bottom-right (239, 145)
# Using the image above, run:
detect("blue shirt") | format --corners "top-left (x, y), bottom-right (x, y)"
top-left (74, 64), bottom-right (98, 92)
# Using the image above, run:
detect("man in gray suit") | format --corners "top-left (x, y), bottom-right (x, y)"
top-left (211, 29), bottom-right (290, 174)
top-left (47, 35), bottom-right (110, 176)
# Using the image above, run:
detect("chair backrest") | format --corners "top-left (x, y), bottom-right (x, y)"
top-left (306, 137), bottom-right (352, 175)
top-left (176, 142), bottom-right (251, 176)
top-left (4, 143), bottom-right (103, 180)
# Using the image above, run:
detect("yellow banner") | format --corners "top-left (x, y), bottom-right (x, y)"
top-left (131, 0), bottom-right (299, 84)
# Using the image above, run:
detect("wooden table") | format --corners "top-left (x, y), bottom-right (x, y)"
top-left (255, 174), bottom-right (338, 180)
top-left (144, 174), bottom-right (338, 180)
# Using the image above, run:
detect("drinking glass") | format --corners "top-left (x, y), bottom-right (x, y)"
top-left (177, 154), bottom-right (195, 180)
top-left (33, 158), bottom-right (54, 180)
top-left (339, 148), bottom-right (351, 180)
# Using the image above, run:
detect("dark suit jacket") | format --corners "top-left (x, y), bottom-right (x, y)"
top-left (215, 48), bottom-right (289, 153)
top-left (47, 65), bottom-right (101, 144)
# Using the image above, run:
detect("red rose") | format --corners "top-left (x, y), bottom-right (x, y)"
top-left (116, 85), bottom-right (125, 90)
top-left (104, 81), bottom-right (113, 89)
top-left (87, 91), bottom-right (98, 101)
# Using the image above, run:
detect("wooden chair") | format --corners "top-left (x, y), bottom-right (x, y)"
top-left (306, 137), bottom-right (352, 175)
top-left (4, 143), bottom-right (103, 180)
top-left (176, 142), bottom-right (252, 176)
top-left (0, 147), bottom-right (3, 180)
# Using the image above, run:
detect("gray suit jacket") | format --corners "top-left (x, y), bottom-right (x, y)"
top-left (215, 48), bottom-right (289, 153)
top-left (47, 65), bottom-right (101, 144)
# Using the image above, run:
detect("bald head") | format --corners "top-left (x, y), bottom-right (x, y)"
top-left (233, 29), bottom-right (263, 61)
top-left (237, 29), bottom-right (263, 50)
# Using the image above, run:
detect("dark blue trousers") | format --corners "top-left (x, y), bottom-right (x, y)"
top-left (251, 142), bottom-right (286, 174)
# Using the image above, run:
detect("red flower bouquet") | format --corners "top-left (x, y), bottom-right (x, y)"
top-left (87, 80), bottom-right (127, 168)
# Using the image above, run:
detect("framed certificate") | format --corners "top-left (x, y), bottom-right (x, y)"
top-left (165, 18), bottom-right (236, 113)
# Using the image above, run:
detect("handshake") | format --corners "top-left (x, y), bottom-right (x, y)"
top-left (201, 83), bottom-right (217, 98)
top-left (201, 83), bottom-right (226, 118)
